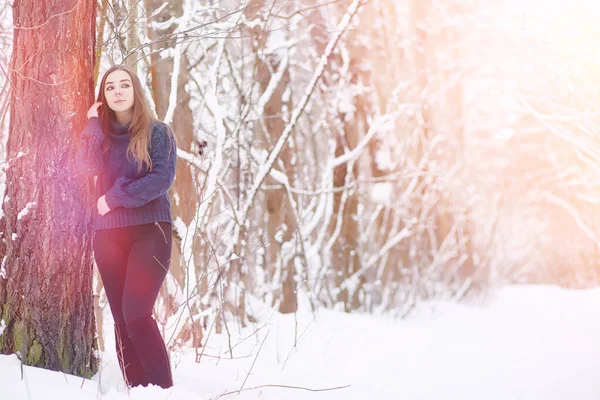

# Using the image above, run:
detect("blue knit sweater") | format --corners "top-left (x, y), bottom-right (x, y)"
top-left (75, 117), bottom-right (177, 231)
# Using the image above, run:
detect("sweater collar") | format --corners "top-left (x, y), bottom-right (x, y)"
top-left (109, 119), bottom-right (131, 137)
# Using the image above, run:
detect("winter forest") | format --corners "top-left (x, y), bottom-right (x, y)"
top-left (2, 0), bottom-right (600, 398)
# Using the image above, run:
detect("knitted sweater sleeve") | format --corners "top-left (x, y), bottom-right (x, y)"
top-left (75, 117), bottom-right (104, 176)
top-left (104, 124), bottom-right (177, 209)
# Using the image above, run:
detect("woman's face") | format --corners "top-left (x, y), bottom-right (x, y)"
top-left (103, 69), bottom-right (135, 115)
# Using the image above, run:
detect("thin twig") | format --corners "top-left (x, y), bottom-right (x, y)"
top-left (214, 383), bottom-right (351, 399)
top-left (237, 329), bottom-right (269, 395)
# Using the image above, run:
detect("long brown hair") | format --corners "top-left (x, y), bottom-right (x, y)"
top-left (97, 65), bottom-right (159, 172)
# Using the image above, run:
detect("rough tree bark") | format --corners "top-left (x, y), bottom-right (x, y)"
top-left (0, 0), bottom-right (98, 377)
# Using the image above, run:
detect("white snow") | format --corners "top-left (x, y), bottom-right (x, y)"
top-left (0, 255), bottom-right (6, 279)
top-left (2, 285), bottom-right (600, 399)
top-left (368, 182), bottom-right (393, 206)
top-left (16, 202), bottom-right (35, 221)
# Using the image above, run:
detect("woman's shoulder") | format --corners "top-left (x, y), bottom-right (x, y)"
top-left (150, 120), bottom-right (176, 141)
top-left (151, 120), bottom-right (172, 135)
top-left (149, 120), bottom-right (176, 152)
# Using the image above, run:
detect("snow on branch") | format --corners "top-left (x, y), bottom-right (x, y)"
top-left (233, 0), bottom-right (365, 240)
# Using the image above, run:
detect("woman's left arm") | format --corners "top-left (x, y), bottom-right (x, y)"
top-left (104, 125), bottom-right (177, 209)
top-left (74, 117), bottom-right (105, 176)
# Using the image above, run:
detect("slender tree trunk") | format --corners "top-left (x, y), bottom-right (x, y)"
top-left (125, 0), bottom-right (141, 68)
top-left (308, 3), bottom-right (365, 312)
top-left (0, 0), bottom-right (98, 377)
top-left (410, 0), bottom-right (477, 292)
top-left (260, 61), bottom-right (297, 314)
top-left (144, 0), bottom-right (203, 346)
top-left (245, 0), bottom-right (298, 314)
top-left (94, 0), bottom-right (108, 85)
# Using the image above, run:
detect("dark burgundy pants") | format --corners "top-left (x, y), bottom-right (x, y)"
top-left (93, 221), bottom-right (173, 389)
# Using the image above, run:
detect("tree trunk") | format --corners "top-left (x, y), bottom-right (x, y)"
top-left (0, 0), bottom-right (98, 377)
top-left (308, 3), bottom-right (365, 312)
top-left (409, 0), bottom-right (477, 292)
top-left (245, 0), bottom-right (298, 314)
top-left (125, 0), bottom-right (141, 68)
top-left (261, 61), bottom-right (297, 314)
top-left (144, 0), bottom-right (203, 346)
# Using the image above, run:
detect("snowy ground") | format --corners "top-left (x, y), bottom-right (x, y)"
top-left (3, 284), bottom-right (600, 399)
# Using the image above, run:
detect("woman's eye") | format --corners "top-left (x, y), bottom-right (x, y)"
top-left (106, 86), bottom-right (113, 91)
top-left (122, 84), bottom-right (130, 88)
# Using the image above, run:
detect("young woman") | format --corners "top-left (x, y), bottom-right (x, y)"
top-left (75, 64), bottom-right (177, 389)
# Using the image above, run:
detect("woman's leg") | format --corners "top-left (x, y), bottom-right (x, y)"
top-left (113, 323), bottom-right (146, 387)
top-left (122, 222), bottom-right (173, 389)
top-left (93, 228), bottom-right (146, 388)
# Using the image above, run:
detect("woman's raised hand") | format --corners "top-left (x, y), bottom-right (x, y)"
top-left (87, 102), bottom-right (103, 119)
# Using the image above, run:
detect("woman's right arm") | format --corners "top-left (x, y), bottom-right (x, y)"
top-left (75, 117), bottom-right (104, 177)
